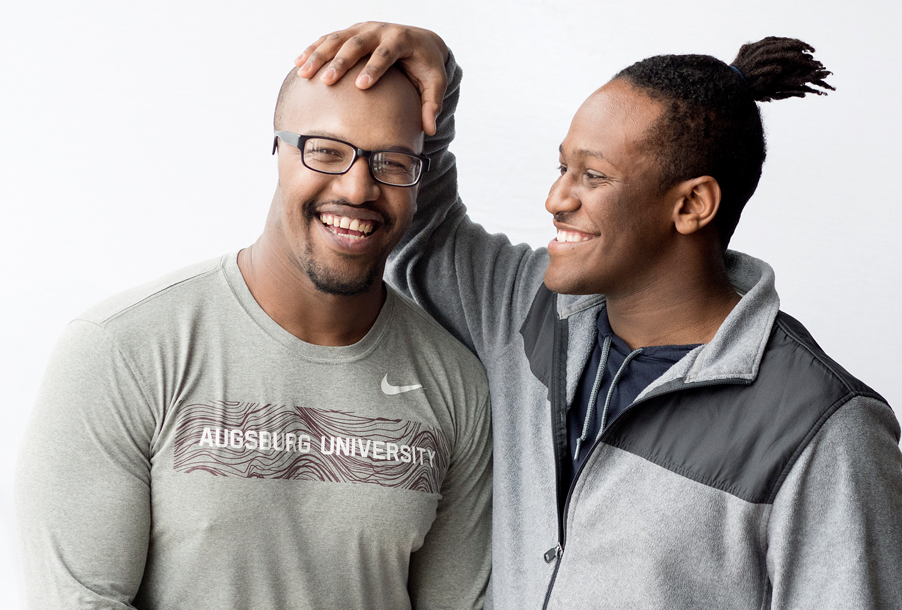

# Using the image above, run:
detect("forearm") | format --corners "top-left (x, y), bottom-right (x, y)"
top-left (386, 50), bottom-right (548, 356)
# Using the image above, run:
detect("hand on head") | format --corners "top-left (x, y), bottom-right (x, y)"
top-left (296, 22), bottom-right (449, 136)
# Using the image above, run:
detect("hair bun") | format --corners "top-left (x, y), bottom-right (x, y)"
top-left (731, 36), bottom-right (834, 102)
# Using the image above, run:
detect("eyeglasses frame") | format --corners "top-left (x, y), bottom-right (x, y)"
top-left (272, 131), bottom-right (431, 188)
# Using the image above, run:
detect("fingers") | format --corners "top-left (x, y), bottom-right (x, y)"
top-left (352, 40), bottom-right (402, 89)
top-left (296, 22), bottom-right (389, 84)
top-left (295, 35), bottom-right (327, 69)
top-left (295, 28), bottom-right (361, 80)
top-left (321, 32), bottom-right (385, 85)
top-left (320, 25), bottom-right (406, 88)
top-left (293, 22), bottom-right (449, 135)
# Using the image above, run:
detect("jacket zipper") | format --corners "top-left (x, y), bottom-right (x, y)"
top-left (542, 368), bottom-right (749, 608)
top-left (542, 304), bottom-right (569, 610)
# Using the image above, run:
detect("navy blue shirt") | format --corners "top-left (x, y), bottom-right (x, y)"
top-left (562, 308), bottom-right (699, 500)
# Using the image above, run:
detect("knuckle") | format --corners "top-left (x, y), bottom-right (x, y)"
top-left (374, 45), bottom-right (394, 59)
top-left (347, 35), bottom-right (366, 48)
top-left (327, 32), bottom-right (341, 41)
top-left (332, 55), bottom-right (347, 68)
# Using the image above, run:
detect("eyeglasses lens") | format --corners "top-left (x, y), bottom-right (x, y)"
top-left (371, 153), bottom-right (420, 186)
top-left (303, 139), bottom-right (354, 172)
top-left (302, 138), bottom-right (421, 186)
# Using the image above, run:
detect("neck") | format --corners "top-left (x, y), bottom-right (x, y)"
top-left (604, 252), bottom-right (740, 350)
top-left (237, 236), bottom-right (386, 347)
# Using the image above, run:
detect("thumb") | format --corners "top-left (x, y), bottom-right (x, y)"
top-left (422, 101), bottom-right (443, 137)
top-left (409, 67), bottom-right (447, 136)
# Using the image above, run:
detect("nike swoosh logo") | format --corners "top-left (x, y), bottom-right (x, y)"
top-left (381, 374), bottom-right (424, 396)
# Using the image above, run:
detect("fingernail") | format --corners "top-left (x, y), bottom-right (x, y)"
top-left (300, 61), bottom-right (312, 73)
top-left (356, 73), bottom-right (371, 88)
top-left (321, 68), bottom-right (335, 82)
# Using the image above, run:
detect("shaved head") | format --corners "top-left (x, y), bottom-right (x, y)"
top-left (274, 59), bottom-right (422, 143)
top-left (264, 57), bottom-right (426, 301)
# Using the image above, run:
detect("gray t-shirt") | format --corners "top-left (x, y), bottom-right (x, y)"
top-left (16, 252), bottom-right (493, 609)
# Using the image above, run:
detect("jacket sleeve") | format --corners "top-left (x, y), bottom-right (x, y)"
top-left (408, 392), bottom-right (493, 609)
top-left (766, 395), bottom-right (902, 608)
top-left (386, 50), bottom-right (549, 358)
top-left (15, 320), bottom-right (155, 609)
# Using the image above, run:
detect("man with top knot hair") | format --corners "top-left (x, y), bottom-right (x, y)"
top-left (301, 24), bottom-right (902, 609)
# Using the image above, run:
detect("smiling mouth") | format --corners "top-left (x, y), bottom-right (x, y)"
top-left (555, 229), bottom-right (594, 243)
top-left (319, 213), bottom-right (378, 241)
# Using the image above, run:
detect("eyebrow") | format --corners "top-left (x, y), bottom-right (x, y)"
top-left (310, 131), bottom-right (418, 156)
top-left (559, 144), bottom-right (620, 170)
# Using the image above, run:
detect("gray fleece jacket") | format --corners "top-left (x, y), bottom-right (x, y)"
top-left (386, 52), bottom-right (902, 609)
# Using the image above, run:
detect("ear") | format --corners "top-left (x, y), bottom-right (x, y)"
top-left (670, 176), bottom-right (721, 236)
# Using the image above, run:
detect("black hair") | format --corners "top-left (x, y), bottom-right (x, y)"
top-left (614, 37), bottom-right (834, 248)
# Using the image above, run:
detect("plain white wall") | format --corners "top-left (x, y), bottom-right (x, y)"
top-left (2, 0), bottom-right (900, 604)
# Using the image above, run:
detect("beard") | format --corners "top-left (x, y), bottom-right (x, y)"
top-left (296, 198), bottom-right (389, 297)
top-left (301, 247), bottom-right (381, 296)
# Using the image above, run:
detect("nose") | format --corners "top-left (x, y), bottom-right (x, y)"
top-left (332, 156), bottom-right (381, 204)
top-left (545, 174), bottom-right (580, 216)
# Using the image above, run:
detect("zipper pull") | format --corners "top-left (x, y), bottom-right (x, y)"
top-left (543, 544), bottom-right (563, 563)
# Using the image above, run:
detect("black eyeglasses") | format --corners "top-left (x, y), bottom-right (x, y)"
top-left (272, 131), bottom-right (430, 188)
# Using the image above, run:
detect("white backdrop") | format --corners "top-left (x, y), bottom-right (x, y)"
top-left (2, 0), bottom-right (900, 604)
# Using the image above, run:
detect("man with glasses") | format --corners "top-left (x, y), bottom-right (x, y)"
top-left (16, 59), bottom-right (492, 609)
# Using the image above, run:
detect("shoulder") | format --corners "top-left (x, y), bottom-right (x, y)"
top-left (76, 255), bottom-right (228, 329)
top-left (752, 311), bottom-right (896, 498)
top-left (606, 309), bottom-right (895, 505)
top-left (769, 311), bottom-right (885, 404)
top-left (57, 254), bottom-right (233, 371)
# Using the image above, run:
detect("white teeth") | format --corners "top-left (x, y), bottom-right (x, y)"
top-left (556, 230), bottom-right (593, 243)
top-left (319, 213), bottom-right (376, 236)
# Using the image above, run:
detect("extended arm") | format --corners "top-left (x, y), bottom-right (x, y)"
top-left (15, 321), bottom-right (154, 608)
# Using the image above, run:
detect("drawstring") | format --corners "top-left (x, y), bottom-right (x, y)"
top-left (573, 341), bottom-right (643, 460)
top-left (597, 348), bottom-right (642, 439)
top-left (574, 336), bottom-right (611, 460)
